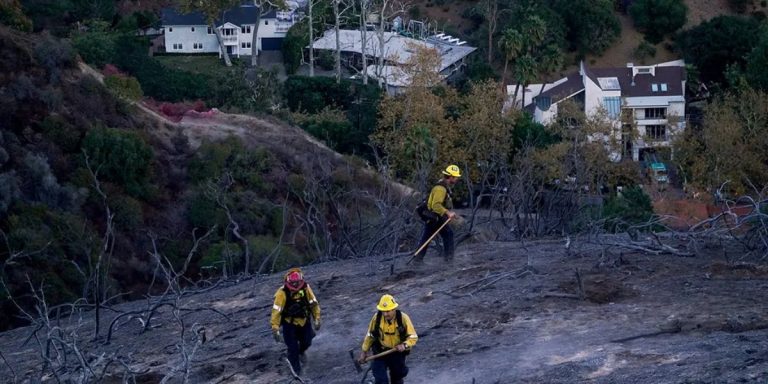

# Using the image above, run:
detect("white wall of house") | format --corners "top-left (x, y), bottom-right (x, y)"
top-left (535, 103), bottom-right (558, 125)
top-left (583, 76), bottom-right (604, 117)
top-left (164, 24), bottom-right (219, 53)
top-left (164, 13), bottom-right (295, 55)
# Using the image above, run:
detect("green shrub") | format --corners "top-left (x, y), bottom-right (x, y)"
top-left (629, 0), bottom-right (688, 43)
top-left (104, 74), bottom-right (144, 100)
top-left (72, 31), bottom-right (118, 68)
top-left (188, 138), bottom-right (273, 190)
top-left (634, 40), bottom-right (657, 63)
top-left (110, 194), bottom-right (143, 231)
top-left (186, 193), bottom-right (220, 229)
top-left (81, 127), bottom-right (153, 198)
top-left (249, 235), bottom-right (304, 273)
top-left (200, 241), bottom-right (242, 274)
top-left (39, 115), bottom-right (82, 152)
top-left (602, 186), bottom-right (655, 232)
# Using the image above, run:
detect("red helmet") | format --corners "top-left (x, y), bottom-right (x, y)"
top-left (284, 269), bottom-right (305, 291)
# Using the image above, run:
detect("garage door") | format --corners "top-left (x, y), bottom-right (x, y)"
top-left (261, 38), bottom-right (283, 50)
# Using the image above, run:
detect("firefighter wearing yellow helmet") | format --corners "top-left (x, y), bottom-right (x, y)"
top-left (413, 164), bottom-right (462, 264)
top-left (358, 294), bottom-right (418, 384)
top-left (270, 267), bottom-right (321, 376)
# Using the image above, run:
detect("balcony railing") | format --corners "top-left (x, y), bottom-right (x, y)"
top-left (222, 36), bottom-right (238, 44)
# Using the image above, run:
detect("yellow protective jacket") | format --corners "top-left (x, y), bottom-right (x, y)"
top-left (427, 181), bottom-right (453, 217)
top-left (270, 284), bottom-right (321, 330)
top-left (361, 311), bottom-right (418, 352)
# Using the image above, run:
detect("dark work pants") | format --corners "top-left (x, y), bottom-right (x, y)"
top-left (282, 321), bottom-right (314, 375)
top-left (371, 351), bottom-right (409, 384)
top-left (415, 216), bottom-right (454, 259)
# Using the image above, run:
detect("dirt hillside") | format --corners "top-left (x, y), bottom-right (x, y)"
top-left (1, 234), bottom-right (766, 383)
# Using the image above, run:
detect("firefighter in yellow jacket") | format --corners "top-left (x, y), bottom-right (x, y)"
top-left (270, 268), bottom-right (321, 376)
top-left (414, 164), bottom-right (461, 264)
top-left (357, 294), bottom-right (418, 384)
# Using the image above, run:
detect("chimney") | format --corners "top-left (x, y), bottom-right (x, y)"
top-left (626, 62), bottom-right (634, 67)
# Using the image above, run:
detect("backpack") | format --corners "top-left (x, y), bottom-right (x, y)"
top-left (281, 286), bottom-right (311, 320)
top-left (415, 199), bottom-right (440, 223)
top-left (415, 184), bottom-right (450, 223)
top-left (370, 310), bottom-right (410, 355)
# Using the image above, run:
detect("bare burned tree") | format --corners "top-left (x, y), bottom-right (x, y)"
top-left (83, 151), bottom-right (116, 341)
top-left (205, 172), bottom-right (251, 275)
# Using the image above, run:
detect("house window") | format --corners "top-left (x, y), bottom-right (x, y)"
top-left (172, 43), bottom-right (183, 50)
top-left (660, 83), bottom-right (668, 91)
top-left (208, 27), bottom-right (213, 34)
top-left (193, 43), bottom-right (203, 50)
top-left (651, 83), bottom-right (659, 92)
top-left (265, 20), bottom-right (269, 25)
top-left (241, 25), bottom-right (251, 33)
top-left (191, 27), bottom-right (195, 32)
top-left (241, 42), bottom-right (252, 48)
top-left (168, 27), bottom-right (173, 32)
top-left (602, 96), bottom-right (621, 119)
top-left (646, 125), bottom-right (666, 140)
top-left (645, 108), bottom-right (666, 119)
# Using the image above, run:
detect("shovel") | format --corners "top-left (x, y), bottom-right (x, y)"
top-left (349, 348), bottom-right (401, 373)
top-left (406, 217), bottom-right (452, 265)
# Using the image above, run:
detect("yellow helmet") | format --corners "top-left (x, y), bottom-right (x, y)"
top-left (376, 294), bottom-right (399, 311)
top-left (442, 164), bottom-right (461, 178)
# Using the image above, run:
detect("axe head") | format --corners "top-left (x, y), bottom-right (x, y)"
top-left (349, 349), bottom-right (362, 373)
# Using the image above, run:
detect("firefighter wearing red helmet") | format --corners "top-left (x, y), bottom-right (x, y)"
top-left (270, 267), bottom-right (321, 376)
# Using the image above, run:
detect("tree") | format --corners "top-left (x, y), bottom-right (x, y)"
top-left (371, 45), bottom-right (463, 182)
top-left (673, 89), bottom-right (768, 195)
top-left (498, 13), bottom-right (564, 107)
top-left (369, 0), bottom-right (409, 88)
top-left (603, 186), bottom-right (655, 233)
top-left (250, 0), bottom-right (288, 67)
top-left (745, 29), bottom-right (768, 91)
top-left (629, 0), bottom-right (687, 44)
top-left (0, 0), bottom-right (32, 31)
top-left (179, 0), bottom-right (239, 67)
top-left (551, 0), bottom-right (620, 55)
top-left (677, 15), bottom-right (761, 86)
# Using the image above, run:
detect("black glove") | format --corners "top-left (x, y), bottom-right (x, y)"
top-left (272, 329), bottom-right (283, 343)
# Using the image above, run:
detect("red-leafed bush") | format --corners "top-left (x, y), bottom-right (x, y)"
top-left (103, 64), bottom-right (122, 77)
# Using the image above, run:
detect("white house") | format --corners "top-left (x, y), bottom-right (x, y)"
top-left (161, 5), bottom-right (300, 57)
top-left (311, 29), bottom-right (476, 94)
top-left (507, 60), bottom-right (687, 162)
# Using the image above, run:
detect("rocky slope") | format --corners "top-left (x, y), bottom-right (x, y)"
top-left (1, 235), bottom-right (766, 383)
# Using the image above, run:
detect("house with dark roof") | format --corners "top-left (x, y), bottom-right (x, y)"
top-left (507, 60), bottom-right (687, 162)
top-left (161, 4), bottom-right (301, 57)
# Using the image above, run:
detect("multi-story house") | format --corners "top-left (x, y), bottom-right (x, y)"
top-left (161, 5), bottom-right (300, 57)
top-left (507, 60), bottom-right (687, 162)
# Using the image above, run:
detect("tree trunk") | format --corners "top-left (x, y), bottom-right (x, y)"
top-left (487, 0), bottom-right (497, 63)
top-left (360, 0), bottom-right (368, 85)
top-left (309, 0), bottom-right (314, 77)
top-left (213, 24), bottom-right (233, 67)
top-left (334, 0), bottom-right (342, 84)
top-left (377, 1), bottom-right (387, 88)
top-left (251, 12), bottom-right (262, 67)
